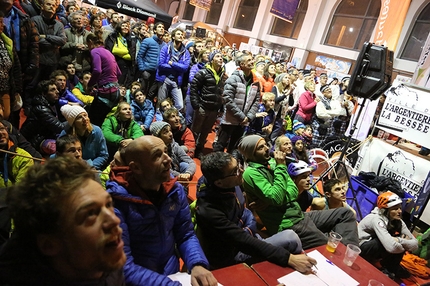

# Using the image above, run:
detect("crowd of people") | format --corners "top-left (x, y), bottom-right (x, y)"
top-left (0, 0), bottom-right (420, 284)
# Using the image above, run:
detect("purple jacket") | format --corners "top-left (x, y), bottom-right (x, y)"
top-left (88, 46), bottom-right (121, 87)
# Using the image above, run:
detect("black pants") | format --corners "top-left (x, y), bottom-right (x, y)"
top-left (360, 237), bottom-right (404, 273)
top-left (213, 124), bottom-right (245, 153)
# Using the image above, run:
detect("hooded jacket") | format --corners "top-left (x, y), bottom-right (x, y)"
top-left (195, 176), bottom-right (291, 270)
top-left (106, 167), bottom-right (209, 286)
top-left (155, 41), bottom-right (190, 86)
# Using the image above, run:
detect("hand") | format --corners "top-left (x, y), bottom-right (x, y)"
top-left (168, 60), bottom-right (173, 65)
top-left (262, 125), bottom-right (273, 134)
top-left (40, 34), bottom-right (46, 39)
top-left (256, 112), bottom-right (268, 118)
top-left (273, 150), bottom-right (286, 166)
top-left (76, 43), bottom-right (86, 50)
top-left (248, 199), bottom-right (269, 211)
top-left (190, 265), bottom-right (218, 286)
top-left (199, 107), bottom-right (206, 116)
top-left (288, 254), bottom-right (317, 274)
top-left (315, 97), bottom-right (321, 103)
top-left (120, 139), bottom-right (133, 148)
top-left (241, 117), bottom-right (249, 126)
top-left (141, 125), bottom-right (146, 131)
top-left (178, 173), bottom-right (191, 181)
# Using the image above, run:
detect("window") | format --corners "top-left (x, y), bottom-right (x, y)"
top-left (325, 0), bottom-right (380, 50)
top-left (400, 3), bottom-right (430, 61)
top-left (183, 1), bottom-right (196, 21)
top-left (233, 0), bottom-right (260, 31)
top-left (205, 0), bottom-right (224, 25)
top-left (270, 0), bottom-right (308, 39)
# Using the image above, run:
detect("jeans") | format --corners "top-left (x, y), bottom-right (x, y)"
top-left (234, 229), bottom-right (302, 263)
top-left (158, 77), bottom-right (184, 111)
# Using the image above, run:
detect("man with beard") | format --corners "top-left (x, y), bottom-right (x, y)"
top-left (136, 22), bottom-right (165, 100)
top-left (0, 157), bottom-right (126, 285)
top-left (239, 134), bottom-right (359, 250)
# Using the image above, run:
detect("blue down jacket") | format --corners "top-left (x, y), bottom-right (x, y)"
top-left (106, 168), bottom-right (209, 286)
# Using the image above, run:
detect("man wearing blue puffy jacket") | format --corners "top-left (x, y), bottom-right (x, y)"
top-left (106, 136), bottom-right (217, 286)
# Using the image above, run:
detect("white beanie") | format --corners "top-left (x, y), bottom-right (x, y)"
top-left (60, 105), bottom-right (87, 126)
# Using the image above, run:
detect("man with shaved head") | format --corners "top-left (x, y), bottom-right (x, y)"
top-left (106, 136), bottom-right (217, 286)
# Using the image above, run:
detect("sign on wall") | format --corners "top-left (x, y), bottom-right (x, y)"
top-left (270, 0), bottom-right (300, 23)
top-left (189, 0), bottom-right (212, 11)
top-left (375, 81), bottom-right (430, 148)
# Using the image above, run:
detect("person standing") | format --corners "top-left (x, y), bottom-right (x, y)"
top-left (189, 50), bottom-right (225, 157)
top-left (213, 54), bottom-right (260, 153)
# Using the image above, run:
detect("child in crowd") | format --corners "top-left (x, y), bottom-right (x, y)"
top-left (130, 89), bottom-right (155, 134)
top-left (286, 120), bottom-right (306, 139)
top-left (302, 125), bottom-right (313, 148)
top-left (72, 71), bottom-right (94, 106)
top-left (247, 92), bottom-right (276, 140)
top-left (65, 62), bottom-right (79, 90)
top-left (126, 81), bottom-right (141, 103)
top-left (291, 135), bottom-right (317, 172)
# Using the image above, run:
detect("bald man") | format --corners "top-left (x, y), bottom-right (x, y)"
top-left (106, 136), bottom-right (217, 286)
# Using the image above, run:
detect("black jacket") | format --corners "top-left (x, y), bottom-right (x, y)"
top-left (190, 65), bottom-right (224, 111)
top-left (195, 176), bottom-right (291, 270)
top-left (20, 95), bottom-right (67, 151)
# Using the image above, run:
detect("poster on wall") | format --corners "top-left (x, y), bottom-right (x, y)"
top-left (314, 55), bottom-right (351, 74)
top-left (189, 0), bottom-right (212, 11)
top-left (375, 81), bottom-right (430, 148)
top-left (270, 0), bottom-right (300, 23)
top-left (354, 138), bottom-right (429, 200)
top-left (412, 32), bottom-right (430, 88)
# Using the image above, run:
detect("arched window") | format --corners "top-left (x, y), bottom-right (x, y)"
top-left (205, 0), bottom-right (224, 25)
top-left (183, 1), bottom-right (196, 21)
top-left (325, 0), bottom-right (380, 50)
top-left (270, 0), bottom-right (308, 39)
top-left (233, 0), bottom-right (260, 31)
top-left (400, 3), bottom-right (430, 61)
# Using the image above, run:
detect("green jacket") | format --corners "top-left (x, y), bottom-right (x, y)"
top-left (242, 161), bottom-right (304, 235)
top-left (0, 144), bottom-right (34, 188)
top-left (101, 116), bottom-right (144, 145)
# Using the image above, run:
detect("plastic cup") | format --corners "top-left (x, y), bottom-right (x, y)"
top-left (326, 231), bottom-right (342, 253)
top-left (343, 244), bottom-right (361, 266)
top-left (368, 279), bottom-right (384, 286)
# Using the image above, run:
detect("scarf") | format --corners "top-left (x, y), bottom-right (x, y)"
top-left (320, 96), bottom-right (331, 110)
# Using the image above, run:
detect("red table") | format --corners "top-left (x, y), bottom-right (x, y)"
top-left (251, 243), bottom-right (397, 286)
top-left (212, 263), bottom-right (267, 286)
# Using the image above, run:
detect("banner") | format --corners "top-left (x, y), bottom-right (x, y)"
top-left (190, 0), bottom-right (212, 11)
top-left (270, 0), bottom-right (300, 23)
top-left (354, 138), bottom-right (429, 200)
top-left (375, 81), bottom-right (430, 148)
top-left (413, 171), bottom-right (430, 225)
top-left (373, 0), bottom-right (411, 49)
top-left (411, 32), bottom-right (430, 88)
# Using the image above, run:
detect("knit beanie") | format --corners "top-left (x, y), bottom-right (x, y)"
top-left (209, 50), bottom-right (222, 62)
top-left (185, 41), bottom-right (194, 50)
top-left (274, 73), bottom-right (288, 84)
top-left (291, 135), bottom-right (304, 145)
top-left (292, 120), bottom-right (306, 132)
top-left (60, 105), bottom-right (87, 126)
top-left (150, 121), bottom-right (170, 137)
top-left (237, 135), bottom-right (265, 162)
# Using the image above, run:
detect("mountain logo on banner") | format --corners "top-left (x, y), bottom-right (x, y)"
top-left (117, 1), bottom-right (122, 8)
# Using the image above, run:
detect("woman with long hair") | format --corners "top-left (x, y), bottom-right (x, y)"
top-left (102, 101), bottom-right (144, 159)
top-left (259, 62), bottom-right (276, 93)
top-left (294, 80), bottom-right (320, 125)
top-left (59, 105), bottom-right (109, 170)
top-left (359, 192), bottom-right (418, 279)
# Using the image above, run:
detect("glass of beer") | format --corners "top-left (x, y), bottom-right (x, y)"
top-left (326, 231), bottom-right (342, 253)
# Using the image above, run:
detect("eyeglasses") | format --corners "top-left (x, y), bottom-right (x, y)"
top-left (219, 163), bottom-right (243, 180)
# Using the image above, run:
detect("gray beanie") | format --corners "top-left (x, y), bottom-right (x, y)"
top-left (237, 135), bottom-right (265, 162)
top-left (150, 121), bottom-right (170, 137)
top-left (274, 73), bottom-right (288, 84)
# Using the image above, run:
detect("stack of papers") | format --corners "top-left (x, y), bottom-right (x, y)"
top-left (277, 250), bottom-right (359, 286)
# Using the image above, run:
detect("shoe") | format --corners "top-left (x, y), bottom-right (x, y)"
top-left (394, 266), bottom-right (411, 279)
top-left (381, 268), bottom-right (395, 280)
top-left (419, 149), bottom-right (430, 156)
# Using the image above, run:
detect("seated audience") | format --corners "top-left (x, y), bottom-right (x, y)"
top-left (239, 134), bottom-right (359, 249)
top-left (50, 70), bottom-right (84, 109)
top-left (196, 152), bottom-right (316, 272)
top-left (291, 135), bottom-right (317, 171)
top-left (72, 71), bottom-right (95, 106)
top-left (102, 102), bottom-right (144, 159)
top-left (247, 92), bottom-right (276, 140)
top-left (269, 135), bottom-right (296, 168)
top-left (163, 107), bottom-right (195, 158)
top-left (0, 120), bottom-right (34, 188)
top-left (150, 121), bottom-right (195, 182)
top-left (311, 178), bottom-right (355, 216)
top-left (0, 157), bottom-right (126, 284)
top-left (55, 133), bottom-right (83, 160)
top-left (130, 89), bottom-right (154, 134)
top-left (21, 80), bottom-right (67, 156)
top-left (359, 191), bottom-right (418, 279)
top-left (106, 136), bottom-right (217, 286)
top-left (59, 105), bottom-right (109, 170)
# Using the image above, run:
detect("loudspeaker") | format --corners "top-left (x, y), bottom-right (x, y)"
top-left (348, 42), bottom-right (394, 100)
top-left (195, 28), bottom-right (206, 38)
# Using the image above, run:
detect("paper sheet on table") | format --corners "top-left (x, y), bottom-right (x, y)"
top-left (277, 250), bottom-right (359, 286)
top-left (168, 272), bottom-right (223, 286)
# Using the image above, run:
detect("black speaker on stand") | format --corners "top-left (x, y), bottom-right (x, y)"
top-left (310, 42), bottom-right (394, 220)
